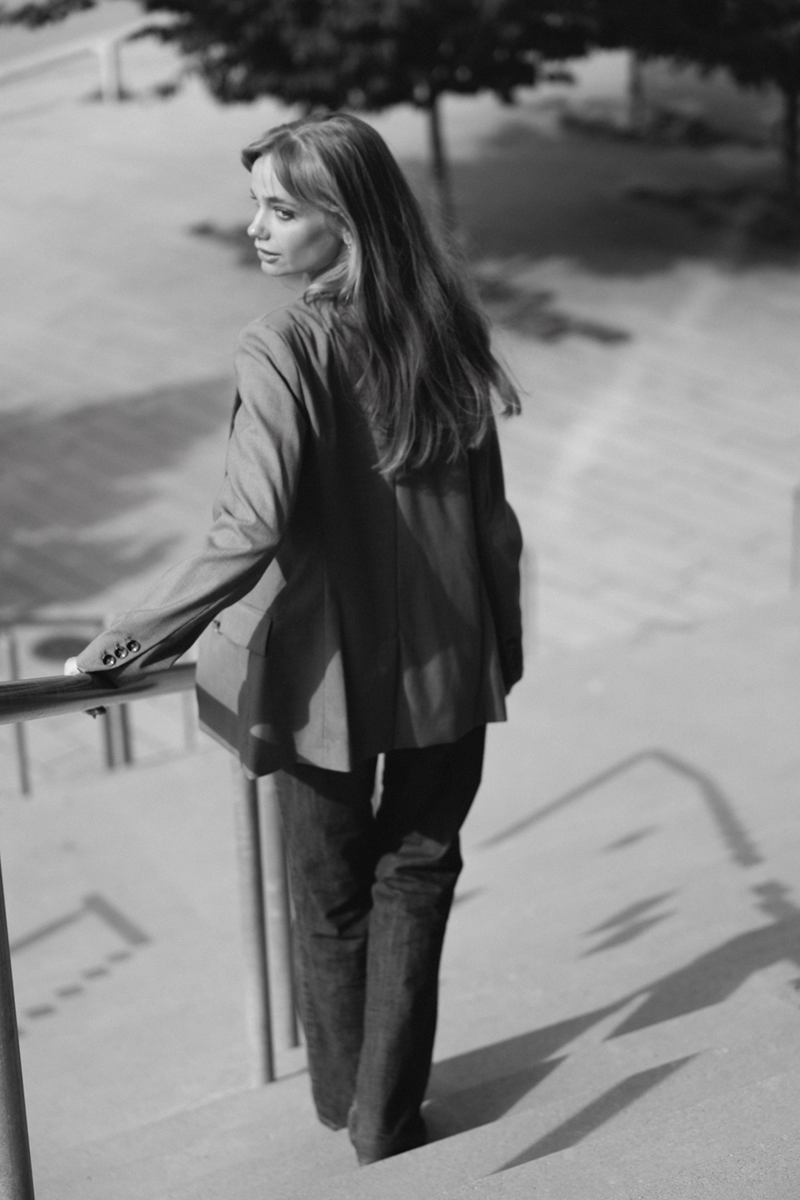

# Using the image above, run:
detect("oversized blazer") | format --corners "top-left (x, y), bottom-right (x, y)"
top-left (76, 298), bottom-right (523, 775)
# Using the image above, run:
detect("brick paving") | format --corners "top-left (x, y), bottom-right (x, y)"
top-left (2, 41), bottom-right (800, 790)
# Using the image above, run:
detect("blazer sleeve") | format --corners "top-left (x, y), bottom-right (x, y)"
top-left (469, 425), bottom-right (524, 693)
top-left (75, 322), bottom-right (307, 678)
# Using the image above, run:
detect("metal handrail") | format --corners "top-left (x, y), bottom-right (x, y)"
top-left (0, 619), bottom-right (194, 789)
top-left (0, 666), bottom-right (296, 1199)
top-left (792, 482), bottom-right (800, 589)
top-left (0, 662), bottom-right (195, 725)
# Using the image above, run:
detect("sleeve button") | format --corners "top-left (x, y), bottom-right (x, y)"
top-left (101, 653), bottom-right (116, 667)
top-left (114, 643), bottom-right (129, 659)
top-left (126, 639), bottom-right (141, 653)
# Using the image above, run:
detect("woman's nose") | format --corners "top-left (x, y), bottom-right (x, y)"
top-left (248, 212), bottom-right (268, 239)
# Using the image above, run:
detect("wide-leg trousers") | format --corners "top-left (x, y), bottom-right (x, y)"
top-left (274, 724), bottom-right (486, 1164)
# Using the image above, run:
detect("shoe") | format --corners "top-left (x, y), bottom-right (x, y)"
top-left (350, 1109), bottom-right (427, 1165)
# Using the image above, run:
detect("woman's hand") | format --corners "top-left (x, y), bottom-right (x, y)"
top-left (64, 655), bottom-right (108, 716)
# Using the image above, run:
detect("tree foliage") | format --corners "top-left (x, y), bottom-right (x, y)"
top-left (133, 0), bottom-right (589, 109)
top-left (2, 0), bottom-right (590, 104)
top-left (585, 0), bottom-right (800, 90)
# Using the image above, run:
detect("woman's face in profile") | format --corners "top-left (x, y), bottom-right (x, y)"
top-left (247, 155), bottom-right (344, 279)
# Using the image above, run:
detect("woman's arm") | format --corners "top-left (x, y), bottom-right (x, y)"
top-left (74, 322), bottom-right (308, 678)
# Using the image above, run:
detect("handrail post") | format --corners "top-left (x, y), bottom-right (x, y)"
top-left (232, 768), bottom-right (275, 1085)
top-left (791, 483), bottom-right (800, 589)
top-left (4, 634), bottom-right (31, 797)
top-left (179, 646), bottom-right (198, 753)
top-left (96, 37), bottom-right (122, 101)
top-left (100, 705), bottom-right (133, 769)
top-left (258, 776), bottom-right (299, 1050)
top-left (0, 856), bottom-right (35, 1200)
top-left (100, 616), bottom-right (133, 769)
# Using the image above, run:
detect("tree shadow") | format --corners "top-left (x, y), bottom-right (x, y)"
top-left (404, 118), bottom-right (793, 276)
top-left (188, 220), bottom-right (258, 268)
top-left (473, 277), bottom-right (630, 344)
top-left (0, 376), bottom-right (232, 617)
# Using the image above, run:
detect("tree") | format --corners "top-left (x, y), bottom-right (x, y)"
top-left (583, 0), bottom-right (800, 199)
top-left (1, 0), bottom-right (593, 230)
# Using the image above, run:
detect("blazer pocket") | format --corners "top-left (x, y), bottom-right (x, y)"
top-left (214, 604), bottom-right (273, 656)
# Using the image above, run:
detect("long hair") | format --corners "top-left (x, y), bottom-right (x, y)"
top-left (242, 113), bottom-right (520, 477)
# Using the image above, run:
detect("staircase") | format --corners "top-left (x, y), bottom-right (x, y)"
top-left (8, 598), bottom-right (800, 1199)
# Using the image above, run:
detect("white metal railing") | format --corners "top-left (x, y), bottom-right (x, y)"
top-left (0, 665), bottom-right (297, 1199)
top-left (0, 614), bottom-right (201, 793)
top-left (0, 15), bottom-right (174, 101)
top-left (792, 483), bottom-right (800, 589)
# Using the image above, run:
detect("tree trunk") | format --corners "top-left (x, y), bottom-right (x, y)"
top-left (628, 50), bottom-right (647, 133)
top-left (425, 93), bottom-right (458, 238)
top-left (782, 84), bottom-right (799, 202)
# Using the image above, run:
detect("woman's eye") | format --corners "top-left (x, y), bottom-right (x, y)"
top-left (275, 208), bottom-right (294, 221)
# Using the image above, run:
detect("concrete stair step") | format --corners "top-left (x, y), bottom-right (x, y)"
top-left (34, 1073), bottom-right (348, 1200)
top-left (2, 744), bottom-right (271, 1158)
top-left (428, 1065), bottom-right (800, 1200)
top-left (35, 1024), bottom-right (800, 1200)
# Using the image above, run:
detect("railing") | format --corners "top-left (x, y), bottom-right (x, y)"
top-left (0, 615), bottom-right (200, 792)
top-left (0, 667), bottom-right (297, 1200)
top-left (0, 15), bottom-right (174, 102)
top-left (792, 483), bottom-right (800, 590)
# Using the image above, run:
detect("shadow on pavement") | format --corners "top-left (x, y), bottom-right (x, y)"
top-left (428, 1000), bottom-right (632, 1135)
top-left (427, 880), bottom-right (800, 1151)
top-left (480, 748), bottom-right (764, 869)
top-left (582, 891), bottom-right (676, 956)
top-left (609, 879), bottom-right (800, 1037)
top-left (493, 1055), bottom-right (696, 1172)
top-left (445, 121), bottom-right (793, 274)
top-left (0, 376), bottom-right (231, 615)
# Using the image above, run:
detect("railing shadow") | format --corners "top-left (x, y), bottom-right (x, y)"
top-left (481, 747), bottom-right (763, 869)
top-left (427, 879), bottom-right (800, 1161)
top-left (0, 667), bottom-right (295, 1198)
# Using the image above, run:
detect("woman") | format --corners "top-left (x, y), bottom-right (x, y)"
top-left (70, 112), bottom-right (523, 1165)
